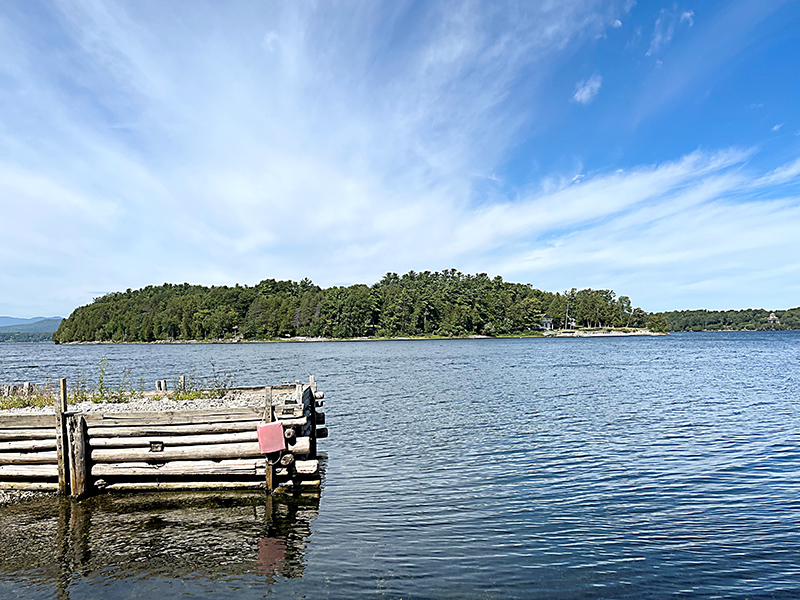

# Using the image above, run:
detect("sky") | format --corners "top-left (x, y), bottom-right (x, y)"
top-left (0, 0), bottom-right (798, 317)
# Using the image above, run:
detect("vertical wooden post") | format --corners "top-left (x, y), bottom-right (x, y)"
top-left (179, 374), bottom-right (186, 391)
top-left (265, 386), bottom-right (274, 493)
top-left (55, 378), bottom-right (70, 496)
top-left (67, 415), bottom-right (89, 499)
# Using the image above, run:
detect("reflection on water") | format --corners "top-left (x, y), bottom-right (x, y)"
top-left (0, 490), bottom-right (320, 597)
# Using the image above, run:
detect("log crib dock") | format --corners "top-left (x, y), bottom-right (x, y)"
top-left (0, 375), bottom-right (327, 498)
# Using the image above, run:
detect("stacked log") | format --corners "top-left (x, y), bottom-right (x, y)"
top-left (0, 414), bottom-right (59, 491)
top-left (0, 375), bottom-right (327, 496)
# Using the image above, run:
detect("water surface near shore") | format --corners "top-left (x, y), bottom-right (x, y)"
top-left (1, 332), bottom-right (799, 598)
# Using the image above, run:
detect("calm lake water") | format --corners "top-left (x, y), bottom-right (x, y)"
top-left (1, 332), bottom-right (799, 599)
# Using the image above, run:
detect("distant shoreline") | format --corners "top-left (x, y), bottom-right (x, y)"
top-left (51, 329), bottom-right (669, 345)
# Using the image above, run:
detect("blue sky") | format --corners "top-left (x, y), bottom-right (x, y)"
top-left (0, 0), bottom-right (798, 316)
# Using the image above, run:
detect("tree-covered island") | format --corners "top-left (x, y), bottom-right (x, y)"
top-left (52, 270), bottom-right (798, 343)
top-left (53, 270), bottom-right (662, 343)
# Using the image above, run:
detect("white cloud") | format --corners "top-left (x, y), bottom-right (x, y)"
top-left (572, 74), bottom-right (603, 104)
top-left (0, 2), bottom-right (796, 316)
top-left (612, 19), bottom-right (622, 28)
top-left (680, 10), bottom-right (695, 27)
top-left (772, 123), bottom-right (784, 131)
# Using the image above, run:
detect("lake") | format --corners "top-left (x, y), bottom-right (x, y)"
top-left (1, 332), bottom-right (799, 599)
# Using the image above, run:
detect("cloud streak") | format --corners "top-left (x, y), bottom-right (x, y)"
top-left (0, 1), bottom-right (797, 316)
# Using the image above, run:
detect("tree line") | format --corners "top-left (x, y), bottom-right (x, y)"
top-left (52, 270), bottom-right (662, 343)
top-left (657, 308), bottom-right (800, 331)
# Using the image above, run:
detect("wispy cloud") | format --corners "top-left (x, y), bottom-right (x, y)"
top-left (0, 1), bottom-right (796, 316)
top-left (772, 123), bottom-right (784, 131)
top-left (647, 6), bottom-right (695, 56)
top-left (572, 74), bottom-right (603, 104)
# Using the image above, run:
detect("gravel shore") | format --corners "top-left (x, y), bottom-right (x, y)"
top-left (2, 390), bottom-right (267, 415)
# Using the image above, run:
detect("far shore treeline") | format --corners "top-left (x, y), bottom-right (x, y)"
top-left (52, 270), bottom-right (656, 343)
top-left (51, 270), bottom-right (798, 343)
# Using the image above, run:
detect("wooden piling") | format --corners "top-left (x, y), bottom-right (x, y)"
top-left (67, 415), bottom-right (89, 498)
top-left (56, 378), bottom-right (70, 495)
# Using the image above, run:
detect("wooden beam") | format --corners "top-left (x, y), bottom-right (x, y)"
top-left (0, 415), bottom-right (56, 428)
top-left (92, 458), bottom-right (267, 476)
top-left (0, 439), bottom-right (57, 451)
top-left (0, 451), bottom-right (59, 464)
top-left (91, 441), bottom-right (263, 463)
top-left (96, 481), bottom-right (265, 491)
top-left (0, 464), bottom-right (59, 477)
top-left (89, 430), bottom-right (258, 448)
top-left (0, 481), bottom-right (59, 491)
top-left (88, 421), bottom-right (259, 437)
top-left (81, 408), bottom-right (263, 426)
top-left (0, 429), bottom-right (57, 441)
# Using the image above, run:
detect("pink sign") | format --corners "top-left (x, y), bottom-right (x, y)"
top-left (257, 421), bottom-right (286, 453)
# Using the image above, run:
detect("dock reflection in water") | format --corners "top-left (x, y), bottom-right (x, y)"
top-left (0, 490), bottom-right (319, 597)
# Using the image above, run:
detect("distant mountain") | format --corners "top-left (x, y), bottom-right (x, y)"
top-left (0, 316), bottom-right (62, 328)
top-left (0, 318), bottom-right (64, 334)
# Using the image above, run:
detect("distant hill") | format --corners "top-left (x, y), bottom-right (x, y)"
top-left (0, 318), bottom-right (64, 334)
top-left (0, 332), bottom-right (54, 343)
top-left (0, 316), bottom-right (60, 327)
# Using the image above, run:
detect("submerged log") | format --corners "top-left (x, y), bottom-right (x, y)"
top-left (92, 458), bottom-right (267, 477)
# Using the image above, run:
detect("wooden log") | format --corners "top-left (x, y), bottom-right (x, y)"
top-left (56, 378), bottom-right (69, 495)
top-left (0, 463), bottom-right (59, 477)
top-left (88, 421), bottom-right (259, 437)
top-left (287, 436), bottom-right (311, 455)
top-left (295, 459), bottom-right (319, 475)
top-left (0, 451), bottom-right (59, 464)
top-left (91, 441), bottom-right (264, 463)
top-left (297, 479), bottom-right (321, 487)
top-left (0, 428), bottom-right (57, 441)
top-left (89, 430), bottom-right (258, 448)
top-left (280, 454), bottom-right (294, 466)
top-left (0, 415), bottom-right (56, 428)
top-left (96, 480), bottom-right (265, 491)
top-left (316, 427), bottom-right (328, 439)
top-left (0, 439), bottom-right (57, 452)
top-left (0, 481), bottom-right (59, 491)
top-left (274, 416), bottom-right (307, 426)
top-left (314, 391), bottom-right (324, 399)
top-left (67, 415), bottom-right (89, 498)
top-left (315, 413), bottom-right (325, 425)
top-left (82, 408), bottom-right (263, 426)
top-left (92, 458), bottom-right (266, 477)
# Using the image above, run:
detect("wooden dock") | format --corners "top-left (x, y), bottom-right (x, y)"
top-left (0, 376), bottom-right (327, 497)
